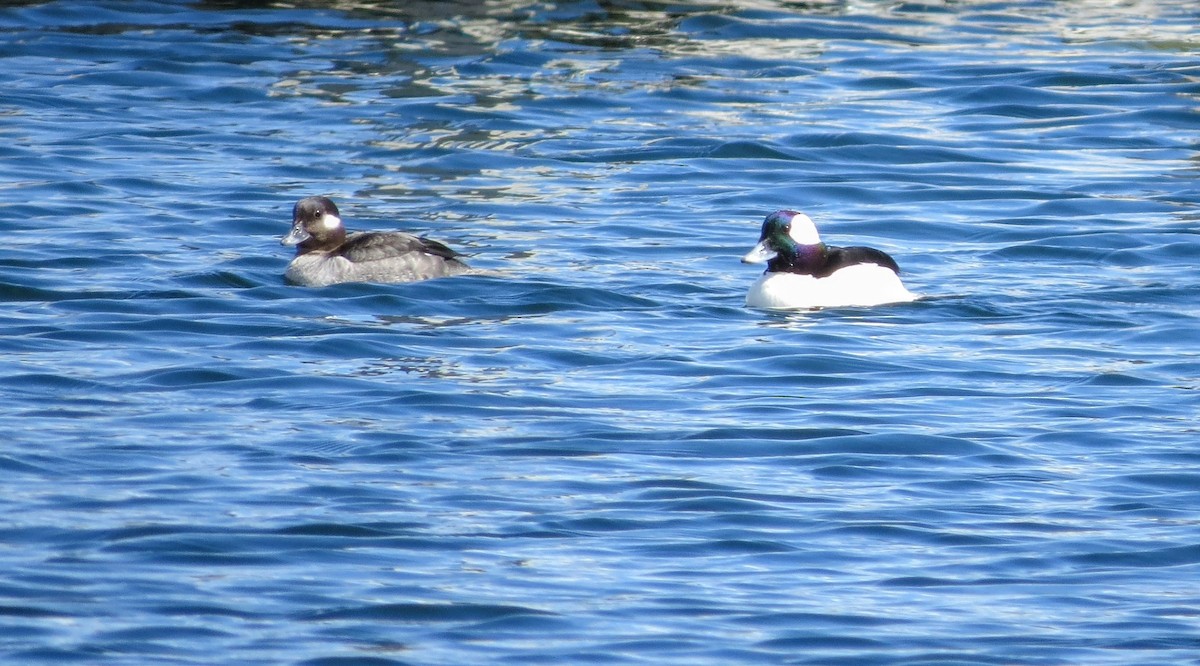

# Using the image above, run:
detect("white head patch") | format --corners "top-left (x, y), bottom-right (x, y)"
top-left (321, 213), bottom-right (343, 231)
top-left (788, 213), bottom-right (821, 245)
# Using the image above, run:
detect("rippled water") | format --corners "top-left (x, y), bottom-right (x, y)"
top-left (2, 0), bottom-right (1199, 663)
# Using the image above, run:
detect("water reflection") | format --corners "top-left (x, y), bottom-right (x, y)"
top-left (300, 353), bottom-right (502, 381)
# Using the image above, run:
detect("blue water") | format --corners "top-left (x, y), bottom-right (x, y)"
top-left (2, 1), bottom-right (1199, 663)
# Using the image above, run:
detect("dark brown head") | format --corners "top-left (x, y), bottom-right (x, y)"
top-left (281, 196), bottom-right (346, 254)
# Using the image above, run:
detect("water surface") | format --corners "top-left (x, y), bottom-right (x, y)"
top-left (2, 1), bottom-right (1199, 663)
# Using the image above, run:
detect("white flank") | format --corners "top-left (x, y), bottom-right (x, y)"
top-left (746, 264), bottom-right (915, 309)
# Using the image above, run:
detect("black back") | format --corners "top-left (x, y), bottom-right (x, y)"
top-left (816, 245), bottom-right (900, 278)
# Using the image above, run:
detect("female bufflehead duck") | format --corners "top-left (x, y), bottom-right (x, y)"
top-left (280, 196), bottom-right (470, 287)
top-left (741, 210), bottom-right (915, 309)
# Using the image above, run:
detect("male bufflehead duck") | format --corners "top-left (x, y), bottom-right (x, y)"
top-left (741, 210), bottom-right (915, 309)
top-left (280, 196), bottom-right (470, 287)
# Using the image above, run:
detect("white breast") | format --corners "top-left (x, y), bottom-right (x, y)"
top-left (746, 264), bottom-right (915, 309)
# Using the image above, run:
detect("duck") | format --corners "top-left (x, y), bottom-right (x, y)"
top-left (741, 209), bottom-right (915, 309)
top-left (280, 196), bottom-right (470, 287)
